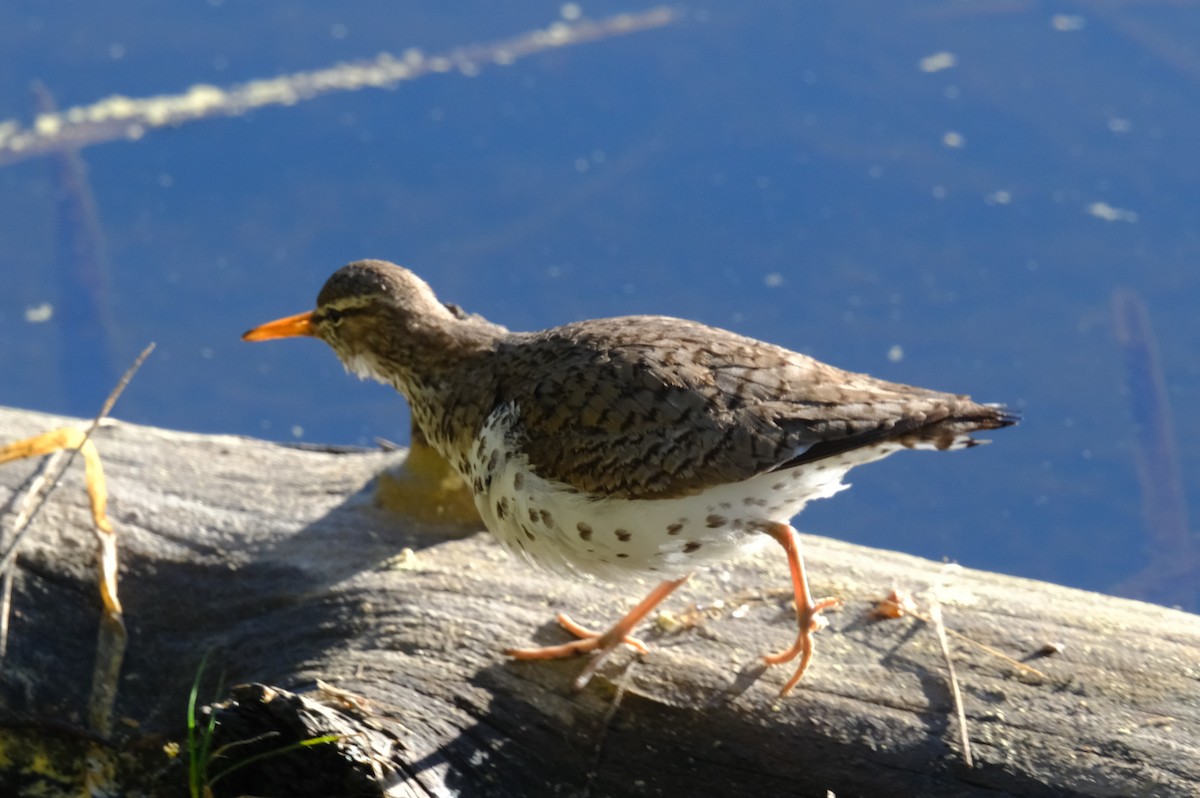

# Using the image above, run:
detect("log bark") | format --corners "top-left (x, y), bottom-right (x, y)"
top-left (0, 405), bottom-right (1196, 797)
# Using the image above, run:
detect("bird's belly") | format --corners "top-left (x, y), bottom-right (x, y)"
top-left (469, 446), bottom-right (872, 582)
top-left (461, 401), bottom-right (911, 581)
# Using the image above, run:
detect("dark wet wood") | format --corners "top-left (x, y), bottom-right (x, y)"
top-left (0, 406), bottom-right (1196, 798)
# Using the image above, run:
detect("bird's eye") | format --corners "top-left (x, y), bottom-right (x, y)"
top-left (323, 308), bottom-right (344, 325)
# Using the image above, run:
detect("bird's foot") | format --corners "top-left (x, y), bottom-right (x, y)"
top-left (506, 613), bottom-right (650, 690)
top-left (505, 576), bottom-right (689, 690)
top-left (506, 612), bottom-right (649, 658)
top-left (762, 596), bottom-right (843, 695)
top-left (760, 522), bottom-right (842, 695)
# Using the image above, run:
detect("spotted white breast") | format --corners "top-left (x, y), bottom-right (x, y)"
top-left (461, 403), bottom-right (914, 582)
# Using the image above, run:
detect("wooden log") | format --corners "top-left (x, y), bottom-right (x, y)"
top-left (0, 405), bottom-right (1196, 797)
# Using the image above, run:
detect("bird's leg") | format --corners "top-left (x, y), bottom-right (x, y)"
top-left (760, 522), bottom-right (841, 695)
top-left (506, 576), bottom-right (690, 690)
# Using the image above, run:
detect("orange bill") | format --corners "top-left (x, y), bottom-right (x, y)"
top-left (242, 311), bottom-right (315, 341)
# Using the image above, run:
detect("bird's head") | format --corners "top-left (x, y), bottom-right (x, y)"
top-left (243, 259), bottom-right (471, 389)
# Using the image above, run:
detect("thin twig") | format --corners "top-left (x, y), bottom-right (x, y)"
top-left (0, 343), bottom-right (155, 571)
top-left (97, 343), bottom-right (156, 420)
top-left (0, 451), bottom-right (68, 573)
top-left (0, 342), bottom-right (154, 735)
top-left (877, 597), bottom-right (1047, 679)
top-left (582, 659), bottom-right (637, 798)
top-left (0, 451), bottom-right (66, 662)
top-left (929, 566), bottom-right (974, 770)
top-left (930, 597), bottom-right (972, 768)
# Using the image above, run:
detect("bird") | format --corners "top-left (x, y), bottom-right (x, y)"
top-left (243, 259), bottom-right (1017, 695)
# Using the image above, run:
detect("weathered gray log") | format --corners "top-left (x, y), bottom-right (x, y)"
top-left (0, 405), bottom-right (1196, 797)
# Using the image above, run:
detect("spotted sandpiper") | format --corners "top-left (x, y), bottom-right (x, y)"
top-left (243, 260), bottom-right (1016, 694)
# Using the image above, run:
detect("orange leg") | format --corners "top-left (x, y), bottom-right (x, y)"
top-left (760, 523), bottom-right (841, 695)
top-left (507, 576), bottom-right (690, 691)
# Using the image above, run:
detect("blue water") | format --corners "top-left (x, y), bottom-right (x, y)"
top-left (1, 2), bottom-right (1197, 607)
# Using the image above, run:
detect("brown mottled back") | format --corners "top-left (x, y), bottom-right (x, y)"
top-left (495, 316), bottom-right (1013, 500)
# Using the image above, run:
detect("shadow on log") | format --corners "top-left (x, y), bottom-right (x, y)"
top-left (0, 406), bottom-right (1197, 797)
